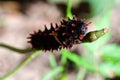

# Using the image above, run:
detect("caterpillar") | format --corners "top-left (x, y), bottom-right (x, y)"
top-left (27, 17), bottom-right (106, 51)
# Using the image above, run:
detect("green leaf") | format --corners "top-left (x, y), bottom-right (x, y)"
top-left (40, 66), bottom-right (64, 80)
top-left (60, 49), bottom-right (96, 72)
top-left (99, 62), bottom-right (120, 78)
top-left (100, 44), bottom-right (120, 63)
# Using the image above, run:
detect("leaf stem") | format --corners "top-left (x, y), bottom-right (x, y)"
top-left (66, 0), bottom-right (73, 19)
top-left (0, 43), bottom-right (33, 53)
top-left (0, 50), bottom-right (42, 80)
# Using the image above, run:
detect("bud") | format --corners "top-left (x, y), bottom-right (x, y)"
top-left (82, 28), bottom-right (108, 43)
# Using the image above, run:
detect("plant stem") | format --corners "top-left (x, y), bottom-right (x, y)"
top-left (76, 68), bottom-right (87, 80)
top-left (66, 0), bottom-right (73, 19)
top-left (49, 54), bottom-right (58, 80)
top-left (0, 50), bottom-right (42, 80)
top-left (0, 43), bottom-right (33, 53)
top-left (40, 66), bottom-right (64, 80)
top-left (59, 0), bottom-right (73, 80)
top-left (60, 49), bottom-right (68, 80)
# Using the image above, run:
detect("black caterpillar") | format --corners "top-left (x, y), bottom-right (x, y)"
top-left (28, 17), bottom-right (91, 50)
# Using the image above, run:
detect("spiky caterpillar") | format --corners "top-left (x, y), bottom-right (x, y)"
top-left (28, 17), bottom-right (107, 50)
